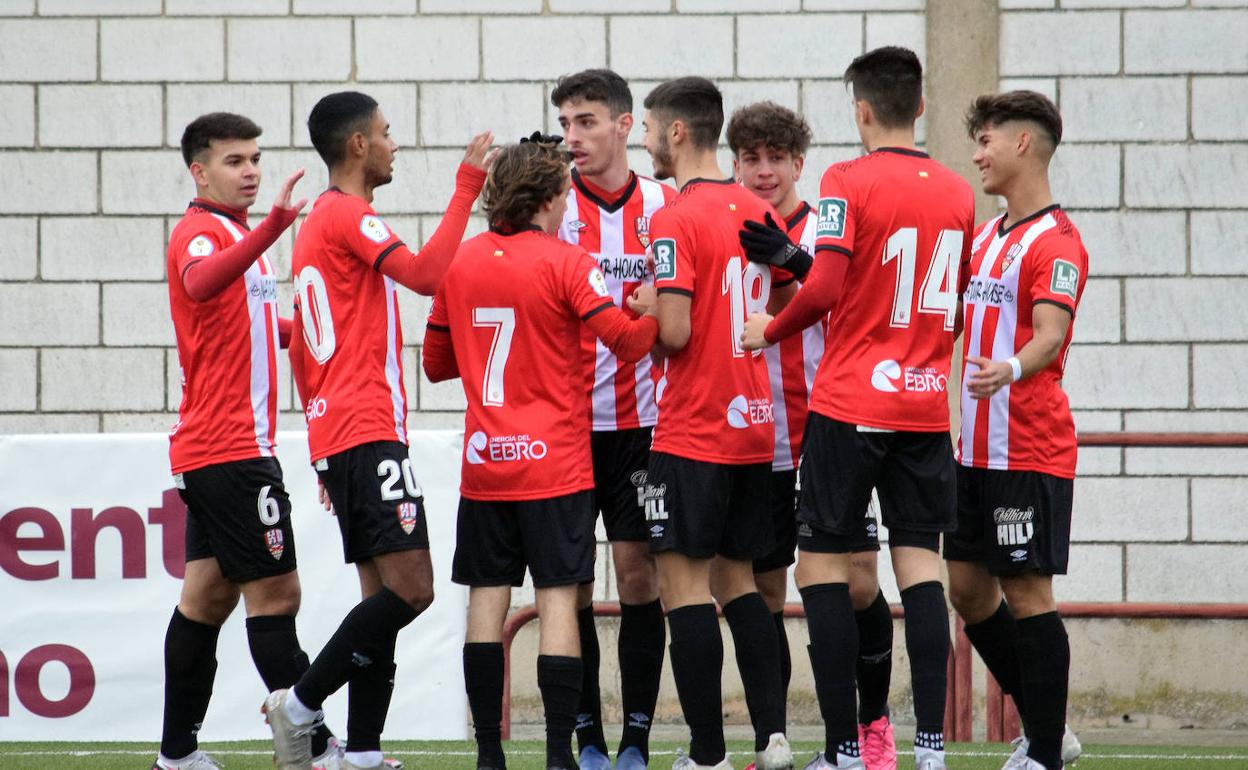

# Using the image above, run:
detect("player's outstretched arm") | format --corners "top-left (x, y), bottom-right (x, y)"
top-left (585, 304), bottom-right (659, 363)
top-left (753, 247), bottom-right (849, 347)
top-left (965, 302), bottom-right (1071, 399)
top-left (376, 132), bottom-right (494, 295)
top-left (180, 168), bottom-right (307, 302)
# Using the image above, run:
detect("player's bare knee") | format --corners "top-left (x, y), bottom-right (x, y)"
top-left (948, 575), bottom-right (1000, 623)
top-left (241, 571), bottom-right (302, 616)
top-left (848, 573), bottom-right (880, 611)
top-left (999, 573), bottom-right (1055, 619)
top-left (615, 565), bottom-right (658, 604)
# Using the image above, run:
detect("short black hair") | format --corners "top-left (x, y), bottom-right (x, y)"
top-left (727, 101), bottom-right (812, 157)
top-left (643, 77), bottom-right (723, 150)
top-left (551, 69), bottom-right (632, 117)
top-left (180, 112), bottom-right (262, 167)
top-left (965, 90), bottom-right (1063, 149)
top-left (308, 91), bottom-right (379, 168)
top-left (843, 46), bottom-right (923, 129)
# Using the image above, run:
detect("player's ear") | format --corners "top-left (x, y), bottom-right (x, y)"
top-left (854, 99), bottom-right (871, 128)
top-left (1016, 127), bottom-right (1032, 158)
top-left (668, 118), bottom-right (685, 147)
top-left (732, 156), bottom-right (741, 182)
top-left (915, 95), bottom-right (926, 120)
top-left (189, 160), bottom-right (208, 187)
top-left (793, 154), bottom-right (805, 180)
top-left (348, 130), bottom-right (367, 160)
top-left (617, 111), bottom-right (634, 137)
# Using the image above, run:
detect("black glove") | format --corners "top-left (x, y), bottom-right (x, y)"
top-left (520, 130), bottom-right (564, 145)
top-left (739, 212), bottom-right (812, 280)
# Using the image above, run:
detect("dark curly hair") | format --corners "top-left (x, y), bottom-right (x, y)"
top-left (965, 90), bottom-right (1063, 150)
top-left (726, 101), bottom-right (812, 157)
top-left (483, 140), bottom-right (572, 232)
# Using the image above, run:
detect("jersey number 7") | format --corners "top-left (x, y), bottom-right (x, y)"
top-left (473, 307), bottom-right (516, 407)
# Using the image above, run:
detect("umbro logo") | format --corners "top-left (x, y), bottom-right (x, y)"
top-left (649, 524), bottom-right (664, 537)
top-left (1010, 549), bottom-right (1029, 562)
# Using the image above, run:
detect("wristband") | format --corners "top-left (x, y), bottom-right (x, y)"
top-left (1007, 356), bottom-right (1023, 382)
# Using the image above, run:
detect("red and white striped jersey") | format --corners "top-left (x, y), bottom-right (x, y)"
top-left (558, 169), bottom-right (675, 431)
top-left (167, 200), bottom-right (281, 474)
top-left (763, 202), bottom-right (825, 470)
top-left (289, 189), bottom-right (409, 463)
top-left (957, 205), bottom-right (1088, 479)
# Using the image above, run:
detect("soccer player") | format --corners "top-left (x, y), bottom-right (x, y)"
top-left (741, 47), bottom-right (974, 770)
top-left (263, 91), bottom-right (495, 770)
top-left (156, 112), bottom-right (314, 770)
top-left (641, 77), bottom-right (792, 770)
top-left (423, 134), bottom-right (661, 770)
top-left (945, 90), bottom-right (1088, 770)
top-left (729, 101), bottom-right (899, 770)
top-left (551, 68), bottom-right (676, 770)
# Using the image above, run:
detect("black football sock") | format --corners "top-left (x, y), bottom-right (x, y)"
top-left (574, 605), bottom-right (607, 755)
top-left (800, 583), bottom-right (859, 757)
top-left (901, 581), bottom-right (949, 748)
top-left (1017, 612), bottom-right (1069, 770)
top-left (538, 655), bottom-right (584, 769)
top-left (617, 599), bottom-right (665, 761)
top-left (723, 593), bottom-right (786, 751)
top-left (773, 611), bottom-right (792, 698)
top-left (160, 608), bottom-right (221, 759)
top-left (464, 643), bottom-right (506, 770)
top-left (294, 587), bottom-right (418, 710)
top-left (347, 632), bottom-right (398, 753)
top-left (667, 603), bottom-right (726, 766)
top-left (855, 590), bottom-right (893, 724)
top-left (963, 599), bottom-right (1027, 726)
top-left (244, 614), bottom-right (332, 756)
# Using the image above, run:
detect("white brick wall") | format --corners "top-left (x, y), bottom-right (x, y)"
top-left (0, 3), bottom-right (1246, 627)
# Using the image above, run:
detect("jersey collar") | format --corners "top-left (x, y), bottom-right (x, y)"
top-left (488, 223), bottom-right (545, 235)
top-left (572, 168), bottom-right (638, 214)
top-left (873, 147), bottom-right (929, 159)
top-left (189, 198), bottom-right (249, 229)
top-left (998, 203), bottom-right (1062, 237)
top-left (783, 201), bottom-right (813, 233)
top-left (681, 176), bottom-right (736, 191)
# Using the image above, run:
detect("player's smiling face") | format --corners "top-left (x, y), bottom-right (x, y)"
top-left (641, 110), bottom-right (674, 180)
top-left (193, 137), bottom-right (261, 210)
top-left (558, 98), bottom-right (629, 178)
top-left (972, 123), bottom-right (1016, 196)
top-left (363, 108), bottom-right (398, 188)
top-left (735, 145), bottom-right (803, 210)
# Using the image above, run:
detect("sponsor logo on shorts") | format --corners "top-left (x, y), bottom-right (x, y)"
top-left (631, 469), bottom-right (650, 507)
top-left (995, 506), bottom-right (1035, 547)
top-left (1010, 548), bottom-right (1029, 562)
top-left (397, 501), bottom-right (419, 535)
top-left (264, 528), bottom-right (284, 560)
top-left (641, 483), bottom-right (668, 522)
top-left (466, 430), bottom-right (548, 465)
top-left (865, 521), bottom-right (879, 540)
top-left (726, 394), bottom-right (774, 429)
top-left (652, 238), bottom-right (677, 281)
top-left (649, 524), bottom-right (664, 538)
top-left (870, 359), bottom-right (947, 394)
top-left (797, 523), bottom-right (814, 538)
top-left (816, 197), bottom-right (848, 239)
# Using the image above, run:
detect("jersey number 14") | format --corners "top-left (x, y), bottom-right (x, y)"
top-left (883, 227), bottom-right (963, 331)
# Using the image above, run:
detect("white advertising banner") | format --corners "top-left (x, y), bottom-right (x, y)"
top-left (0, 430), bottom-right (469, 741)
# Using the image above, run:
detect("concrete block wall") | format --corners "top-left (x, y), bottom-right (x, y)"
top-left (1, 1), bottom-right (1246, 609)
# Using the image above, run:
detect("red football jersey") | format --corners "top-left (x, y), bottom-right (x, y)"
top-left (289, 189), bottom-right (410, 462)
top-left (167, 201), bottom-right (281, 474)
top-left (651, 178), bottom-right (778, 465)
top-left (763, 203), bottom-right (825, 470)
top-left (810, 148), bottom-right (975, 432)
top-left (427, 228), bottom-right (617, 501)
top-left (957, 206), bottom-right (1088, 478)
top-left (559, 170), bottom-right (676, 431)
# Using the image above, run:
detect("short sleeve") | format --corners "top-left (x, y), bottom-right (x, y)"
top-left (1026, 235), bottom-right (1085, 316)
top-left (337, 198), bottom-right (406, 270)
top-left (814, 165), bottom-right (855, 258)
top-left (172, 228), bottom-right (227, 282)
top-left (650, 208), bottom-right (695, 296)
top-left (564, 249), bottom-right (616, 321)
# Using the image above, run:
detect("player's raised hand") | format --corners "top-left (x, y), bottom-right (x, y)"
top-left (274, 167), bottom-right (308, 215)
top-left (462, 131), bottom-right (498, 171)
top-left (627, 284), bottom-right (658, 316)
top-left (740, 213), bottom-right (812, 280)
top-left (741, 311), bottom-right (774, 350)
top-left (965, 355), bottom-right (1013, 399)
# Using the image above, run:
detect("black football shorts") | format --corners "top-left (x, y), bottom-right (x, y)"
top-left (452, 490), bottom-right (596, 588)
top-left (645, 451), bottom-right (773, 561)
top-left (591, 427), bottom-right (653, 542)
top-left (317, 440), bottom-right (430, 563)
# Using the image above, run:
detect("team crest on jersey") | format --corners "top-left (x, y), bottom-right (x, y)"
top-left (635, 216), bottom-right (651, 248)
top-left (264, 528), bottom-right (284, 560)
top-left (1051, 260), bottom-right (1080, 299)
top-left (397, 502), bottom-right (419, 535)
top-left (187, 235), bottom-right (215, 257)
top-left (652, 238), bottom-right (677, 280)
top-left (588, 267), bottom-right (610, 298)
top-left (359, 214), bottom-right (391, 244)
top-left (1001, 243), bottom-right (1023, 271)
top-left (816, 197), bottom-right (847, 239)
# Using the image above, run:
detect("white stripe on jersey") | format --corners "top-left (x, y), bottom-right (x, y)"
top-left (592, 203), bottom-right (626, 428)
top-left (960, 213), bottom-right (1057, 469)
top-left (214, 214), bottom-right (276, 457)
top-left (383, 275), bottom-right (406, 443)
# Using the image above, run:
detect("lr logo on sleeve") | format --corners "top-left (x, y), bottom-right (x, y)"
top-left (1051, 259), bottom-right (1080, 299)
top-left (817, 197), bottom-right (847, 239)
top-left (652, 238), bottom-right (677, 281)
